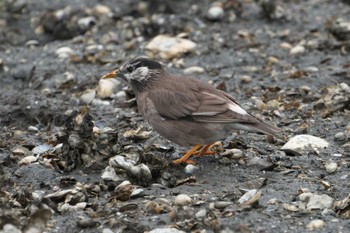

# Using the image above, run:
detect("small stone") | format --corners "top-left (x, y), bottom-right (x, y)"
top-left (93, 4), bottom-right (112, 16)
top-left (304, 66), bottom-right (319, 73)
top-left (149, 228), bottom-right (186, 233)
top-left (184, 164), bottom-right (199, 174)
top-left (102, 228), bottom-right (114, 233)
top-left (334, 132), bottom-right (347, 141)
top-left (130, 188), bottom-right (145, 198)
top-left (252, 97), bottom-right (267, 110)
top-left (266, 99), bottom-right (280, 110)
top-left (268, 56), bottom-right (280, 64)
top-left (306, 194), bottom-right (334, 210)
top-left (145, 35), bottom-right (196, 60)
top-left (299, 85), bottom-right (312, 95)
top-left (77, 16), bottom-right (96, 30)
top-left (240, 75), bottom-right (252, 84)
top-left (280, 42), bottom-right (292, 49)
top-left (27, 126), bottom-right (39, 132)
top-left (207, 5), bottom-right (224, 21)
top-left (55, 47), bottom-right (75, 60)
top-left (325, 160), bottom-right (338, 174)
top-left (80, 89), bottom-right (96, 104)
top-left (306, 219), bottom-right (326, 230)
top-left (183, 66), bottom-right (205, 75)
top-left (174, 194), bottom-right (192, 206)
top-left (195, 209), bottom-right (207, 219)
top-left (12, 146), bottom-right (31, 157)
top-left (290, 45), bottom-right (305, 55)
top-left (2, 224), bottom-right (21, 233)
top-left (281, 135), bottom-right (329, 156)
top-left (96, 78), bottom-right (120, 98)
top-left (214, 201), bottom-right (233, 209)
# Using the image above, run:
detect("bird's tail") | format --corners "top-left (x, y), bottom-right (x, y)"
top-left (233, 121), bottom-right (281, 136)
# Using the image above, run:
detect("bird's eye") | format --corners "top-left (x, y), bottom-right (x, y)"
top-left (126, 66), bottom-right (133, 73)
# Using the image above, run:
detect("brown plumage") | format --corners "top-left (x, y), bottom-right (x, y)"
top-left (102, 57), bottom-right (281, 163)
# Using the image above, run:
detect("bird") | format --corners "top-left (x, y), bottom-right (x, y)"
top-left (102, 56), bottom-right (281, 164)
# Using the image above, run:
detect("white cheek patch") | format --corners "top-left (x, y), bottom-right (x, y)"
top-left (136, 67), bottom-right (149, 80)
top-left (228, 103), bottom-right (248, 115)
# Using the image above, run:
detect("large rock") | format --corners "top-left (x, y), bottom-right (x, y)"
top-left (281, 134), bottom-right (329, 156)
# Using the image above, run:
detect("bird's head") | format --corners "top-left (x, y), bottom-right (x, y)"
top-left (102, 57), bottom-right (164, 92)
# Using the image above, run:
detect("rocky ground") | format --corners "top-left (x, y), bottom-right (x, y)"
top-left (0, 0), bottom-right (350, 232)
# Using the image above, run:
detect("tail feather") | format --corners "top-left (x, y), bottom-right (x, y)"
top-left (233, 121), bottom-right (281, 136)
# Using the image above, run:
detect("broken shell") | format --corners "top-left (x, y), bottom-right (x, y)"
top-left (220, 149), bottom-right (244, 159)
top-left (238, 189), bottom-right (261, 206)
top-left (123, 127), bottom-right (152, 140)
top-left (113, 181), bottom-right (133, 201)
top-left (18, 155), bottom-right (37, 165)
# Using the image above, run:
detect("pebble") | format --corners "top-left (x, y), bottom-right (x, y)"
top-left (304, 66), bottom-right (319, 73)
top-left (220, 148), bottom-right (244, 159)
top-left (281, 134), bottom-right (329, 156)
top-left (299, 85), bottom-right (312, 95)
top-left (183, 66), bottom-right (205, 75)
top-left (195, 209), bottom-right (207, 219)
top-left (174, 194), bottom-right (192, 206)
top-left (130, 188), bottom-right (145, 198)
top-left (214, 201), bottom-right (233, 209)
top-left (32, 144), bottom-right (51, 155)
top-left (27, 125), bottom-right (39, 132)
top-left (290, 45), bottom-right (305, 55)
top-left (325, 160), bottom-right (338, 173)
top-left (77, 16), bottom-right (96, 30)
top-left (55, 46), bottom-right (75, 60)
top-left (11, 146), bottom-right (31, 157)
top-left (268, 56), bottom-right (280, 64)
top-left (334, 132), bottom-right (347, 141)
top-left (1, 224), bottom-right (21, 233)
top-left (207, 5), bottom-right (224, 21)
top-left (306, 219), bottom-right (326, 230)
top-left (145, 35), bottom-right (197, 60)
top-left (93, 4), bottom-right (112, 16)
top-left (280, 42), bottom-right (292, 49)
top-left (299, 193), bottom-right (334, 210)
top-left (184, 164), bottom-right (199, 174)
top-left (252, 97), bottom-right (267, 110)
top-left (102, 228), bottom-right (114, 233)
top-left (96, 78), bottom-right (120, 98)
top-left (80, 89), bottom-right (96, 104)
top-left (266, 99), bottom-right (280, 110)
top-left (149, 228), bottom-right (186, 233)
top-left (240, 75), bottom-right (252, 84)
top-left (119, 203), bottom-right (139, 212)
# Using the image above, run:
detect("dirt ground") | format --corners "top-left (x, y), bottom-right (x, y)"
top-left (1, 0), bottom-right (350, 232)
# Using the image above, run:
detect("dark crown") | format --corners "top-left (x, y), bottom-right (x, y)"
top-left (128, 57), bottom-right (163, 71)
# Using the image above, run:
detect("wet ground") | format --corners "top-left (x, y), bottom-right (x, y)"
top-left (1, 0), bottom-right (350, 232)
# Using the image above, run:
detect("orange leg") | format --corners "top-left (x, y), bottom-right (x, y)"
top-left (193, 143), bottom-right (215, 156)
top-left (172, 144), bottom-right (202, 164)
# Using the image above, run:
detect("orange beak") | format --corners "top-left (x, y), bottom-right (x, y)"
top-left (101, 69), bottom-right (119, 79)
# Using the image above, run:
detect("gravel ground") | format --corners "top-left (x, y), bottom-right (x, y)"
top-left (1, 0), bottom-right (350, 233)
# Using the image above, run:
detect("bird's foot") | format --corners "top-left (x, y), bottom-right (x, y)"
top-left (172, 143), bottom-right (215, 164)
